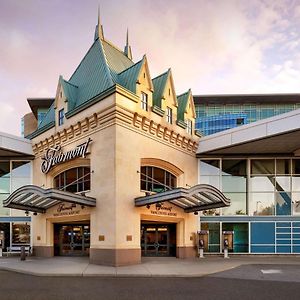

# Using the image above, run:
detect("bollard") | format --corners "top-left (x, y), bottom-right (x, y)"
top-left (0, 248), bottom-right (2, 257)
top-left (199, 248), bottom-right (204, 258)
top-left (20, 246), bottom-right (26, 261)
top-left (224, 248), bottom-right (229, 259)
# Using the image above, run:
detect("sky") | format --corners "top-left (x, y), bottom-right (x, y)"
top-left (1, 0), bottom-right (300, 136)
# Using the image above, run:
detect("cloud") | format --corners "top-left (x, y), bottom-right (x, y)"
top-left (1, 0), bottom-right (300, 136)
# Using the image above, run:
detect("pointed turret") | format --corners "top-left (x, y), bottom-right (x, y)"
top-left (124, 28), bottom-right (133, 60)
top-left (94, 6), bottom-right (104, 41)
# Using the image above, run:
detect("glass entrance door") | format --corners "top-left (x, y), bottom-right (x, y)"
top-left (55, 224), bottom-right (90, 256)
top-left (141, 224), bottom-right (176, 257)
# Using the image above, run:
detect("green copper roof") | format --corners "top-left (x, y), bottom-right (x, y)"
top-left (102, 40), bottom-right (134, 81)
top-left (68, 40), bottom-right (115, 108)
top-left (118, 57), bottom-right (144, 93)
top-left (28, 21), bottom-right (192, 140)
top-left (152, 69), bottom-right (169, 109)
top-left (37, 102), bottom-right (55, 130)
top-left (177, 89), bottom-right (191, 122)
top-left (59, 76), bottom-right (78, 111)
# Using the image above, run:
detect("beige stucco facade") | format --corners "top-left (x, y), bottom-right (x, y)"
top-left (29, 76), bottom-right (200, 265)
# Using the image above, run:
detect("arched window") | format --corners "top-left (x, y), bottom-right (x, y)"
top-left (140, 166), bottom-right (176, 193)
top-left (54, 167), bottom-right (90, 193)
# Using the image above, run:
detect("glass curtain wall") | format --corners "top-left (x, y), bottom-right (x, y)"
top-left (0, 161), bottom-right (31, 215)
top-left (0, 162), bottom-right (10, 215)
top-left (0, 161), bottom-right (31, 251)
top-left (199, 158), bottom-right (300, 216)
top-left (195, 103), bottom-right (300, 135)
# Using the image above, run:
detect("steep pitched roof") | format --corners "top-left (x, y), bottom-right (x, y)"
top-left (152, 70), bottom-right (169, 108)
top-left (177, 89), bottom-right (192, 121)
top-left (118, 57), bottom-right (144, 93)
top-left (68, 40), bottom-right (115, 108)
top-left (102, 39), bottom-right (134, 81)
top-left (37, 102), bottom-right (55, 129)
top-left (59, 76), bottom-right (78, 111)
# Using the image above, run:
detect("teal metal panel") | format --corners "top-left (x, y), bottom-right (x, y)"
top-left (251, 245), bottom-right (275, 253)
top-left (251, 222), bottom-right (275, 244)
top-left (276, 245), bottom-right (291, 253)
top-left (38, 103), bottom-right (55, 129)
top-left (69, 40), bottom-right (114, 108)
top-left (152, 70), bottom-right (169, 108)
top-left (292, 246), bottom-right (300, 252)
top-left (276, 222), bottom-right (291, 227)
top-left (177, 90), bottom-right (190, 122)
top-left (118, 58), bottom-right (144, 93)
top-left (277, 227), bottom-right (291, 233)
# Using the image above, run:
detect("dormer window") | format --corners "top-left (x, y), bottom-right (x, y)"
top-left (186, 119), bottom-right (192, 135)
top-left (166, 107), bottom-right (172, 124)
top-left (58, 108), bottom-right (65, 126)
top-left (141, 92), bottom-right (148, 111)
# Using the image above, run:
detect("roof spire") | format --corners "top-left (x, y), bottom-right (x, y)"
top-left (124, 28), bottom-right (132, 60)
top-left (94, 5), bottom-right (104, 41)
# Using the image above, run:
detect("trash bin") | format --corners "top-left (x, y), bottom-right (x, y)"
top-left (20, 246), bottom-right (26, 261)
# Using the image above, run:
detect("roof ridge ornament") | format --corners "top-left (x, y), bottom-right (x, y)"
top-left (94, 5), bottom-right (104, 41)
top-left (124, 28), bottom-right (133, 60)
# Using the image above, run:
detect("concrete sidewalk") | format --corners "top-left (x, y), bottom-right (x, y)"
top-left (0, 255), bottom-right (300, 277)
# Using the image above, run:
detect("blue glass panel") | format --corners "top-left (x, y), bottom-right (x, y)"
top-left (276, 239), bottom-right (291, 245)
top-left (251, 222), bottom-right (275, 244)
top-left (277, 222), bottom-right (291, 227)
top-left (293, 228), bottom-right (300, 233)
top-left (251, 245), bottom-right (275, 253)
top-left (292, 234), bottom-right (300, 239)
top-left (276, 234), bottom-right (291, 239)
top-left (276, 227), bottom-right (291, 233)
top-left (292, 246), bottom-right (300, 253)
top-left (292, 239), bottom-right (300, 245)
top-left (277, 246), bottom-right (291, 253)
top-left (276, 192), bottom-right (291, 215)
top-left (293, 222), bottom-right (300, 227)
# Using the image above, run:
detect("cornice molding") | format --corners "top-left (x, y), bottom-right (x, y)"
top-left (32, 102), bottom-right (199, 157)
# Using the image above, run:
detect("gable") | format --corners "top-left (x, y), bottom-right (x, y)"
top-left (136, 56), bottom-right (153, 92)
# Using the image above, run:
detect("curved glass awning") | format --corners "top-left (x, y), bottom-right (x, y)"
top-left (135, 184), bottom-right (230, 213)
top-left (3, 185), bottom-right (96, 214)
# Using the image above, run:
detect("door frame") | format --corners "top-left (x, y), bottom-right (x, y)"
top-left (141, 223), bottom-right (176, 257)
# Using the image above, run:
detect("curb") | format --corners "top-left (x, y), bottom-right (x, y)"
top-left (0, 264), bottom-right (239, 278)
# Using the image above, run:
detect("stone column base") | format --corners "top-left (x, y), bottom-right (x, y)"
top-left (33, 246), bottom-right (54, 257)
top-left (176, 246), bottom-right (196, 258)
top-left (90, 248), bottom-right (141, 266)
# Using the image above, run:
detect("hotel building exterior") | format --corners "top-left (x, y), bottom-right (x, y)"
top-left (5, 14), bottom-right (300, 263)
top-left (4, 17), bottom-right (229, 266)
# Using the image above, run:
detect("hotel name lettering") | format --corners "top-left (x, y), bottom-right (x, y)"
top-left (41, 138), bottom-right (92, 173)
top-left (53, 203), bottom-right (82, 217)
top-left (150, 205), bottom-right (177, 217)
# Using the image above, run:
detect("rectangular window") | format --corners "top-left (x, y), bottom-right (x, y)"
top-left (58, 108), bottom-right (64, 126)
top-left (12, 223), bottom-right (30, 245)
top-left (141, 92), bottom-right (148, 111)
top-left (186, 119), bottom-right (192, 134)
top-left (166, 107), bottom-right (172, 124)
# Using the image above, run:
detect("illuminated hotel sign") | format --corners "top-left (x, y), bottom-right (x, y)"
top-left (41, 138), bottom-right (92, 174)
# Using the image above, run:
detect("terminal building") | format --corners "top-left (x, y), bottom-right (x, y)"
top-left (3, 15), bottom-right (229, 265)
top-left (197, 109), bottom-right (300, 254)
top-left (0, 132), bottom-right (33, 252)
top-left (194, 94), bottom-right (300, 135)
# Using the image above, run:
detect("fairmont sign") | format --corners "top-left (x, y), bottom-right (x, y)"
top-left (41, 138), bottom-right (92, 174)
